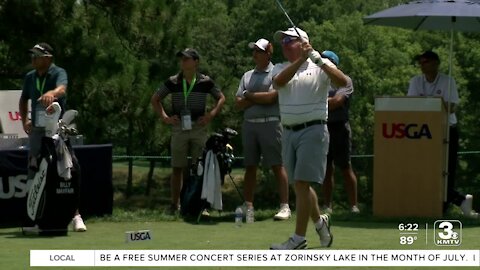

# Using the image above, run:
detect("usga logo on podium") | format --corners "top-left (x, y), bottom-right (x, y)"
top-left (434, 220), bottom-right (462, 246)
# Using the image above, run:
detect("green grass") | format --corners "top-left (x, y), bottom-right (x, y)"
top-left (1, 213), bottom-right (479, 270)
top-left (2, 162), bottom-right (477, 269)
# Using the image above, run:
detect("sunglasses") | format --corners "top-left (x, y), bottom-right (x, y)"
top-left (281, 36), bottom-right (299, 45)
top-left (30, 54), bottom-right (51, 59)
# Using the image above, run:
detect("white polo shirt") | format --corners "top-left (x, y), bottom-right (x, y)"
top-left (407, 73), bottom-right (459, 125)
top-left (272, 58), bottom-right (335, 126)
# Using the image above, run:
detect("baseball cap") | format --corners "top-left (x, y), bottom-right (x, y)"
top-left (415, 50), bottom-right (440, 62)
top-left (322, 50), bottom-right (339, 66)
top-left (248, 38), bottom-right (269, 51)
top-left (176, 48), bottom-right (200, 60)
top-left (28, 43), bottom-right (54, 57)
top-left (274, 27), bottom-right (309, 43)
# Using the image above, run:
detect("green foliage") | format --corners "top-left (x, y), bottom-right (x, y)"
top-left (1, 0), bottom-right (480, 203)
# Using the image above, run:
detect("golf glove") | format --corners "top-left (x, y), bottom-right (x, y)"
top-left (309, 50), bottom-right (325, 66)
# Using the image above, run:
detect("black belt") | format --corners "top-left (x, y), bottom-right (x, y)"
top-left (283, 120), bottom-right (326, 131)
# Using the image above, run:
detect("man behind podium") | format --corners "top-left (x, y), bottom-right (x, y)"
top-left (407, 50), bottom-right (478, 218)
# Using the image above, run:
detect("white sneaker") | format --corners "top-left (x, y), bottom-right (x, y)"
top-left (466, 211), bottom-right (479, 219)
top-left (322, 205), bottom-right (333, 214)
top-left (351, 205), bottom-right (360, 214)
top-left (201, 209), bottom-right (210, 217)
top-left (316, 214), bottom-right (333, 247)
top-left (72, 215), bottom-right (87, 232)
top-left (273, 205), bottom-right (291, 220)
top-left (460, 194), bottom-right (473, 216)
top-left (270, 237), bottom-right (307, 250)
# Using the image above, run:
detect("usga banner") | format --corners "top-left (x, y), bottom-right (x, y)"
top-left (0, 90), bottom-right (28, 137)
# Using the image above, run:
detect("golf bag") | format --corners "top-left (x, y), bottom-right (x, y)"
top-left (24, 105), bottom-right (80, 236)
top-left (180, 128), bottom-right (238, 219)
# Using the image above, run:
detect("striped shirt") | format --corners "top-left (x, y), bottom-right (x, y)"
top-left (272, 58), bottom-right (335, 125)
top-left (156, 72), bottom-right (222, 121)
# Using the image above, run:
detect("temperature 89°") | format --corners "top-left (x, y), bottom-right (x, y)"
top-left (400, 236), bottom-right (418, 245)
top-left (398, 223), bottom-right (419, 231)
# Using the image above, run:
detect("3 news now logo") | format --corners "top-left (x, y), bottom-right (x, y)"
top-left (434, 220), bottom-right (462, 246)
top-left (382, 123), bottom-right (432, 139)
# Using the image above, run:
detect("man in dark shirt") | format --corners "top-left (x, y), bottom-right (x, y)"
top-left (151, 48), bottom-right (225, 214)
top-left (19, 42), bottom-right (87, 232)
top-left (321, 51), bottom-right (360, 214)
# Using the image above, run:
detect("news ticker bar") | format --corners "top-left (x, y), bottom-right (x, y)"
top-left (30, 250), bottom-right (480, 267)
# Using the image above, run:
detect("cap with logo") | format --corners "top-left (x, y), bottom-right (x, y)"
top-left (274, 27), bottom-right (309, 43)
top-left (415, 50), bottom-right (440, 62)
top-left (176, 48), bottom-right (200, 60)
top-left (248, 38), bottom-right (270, 51)
top-left (28, 43), bottom-right (54, 57)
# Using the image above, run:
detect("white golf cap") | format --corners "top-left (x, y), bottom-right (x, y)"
top-left (248, 38), bottom-right (270, 51)
top-left (274, 27), bottom-right (309, 43)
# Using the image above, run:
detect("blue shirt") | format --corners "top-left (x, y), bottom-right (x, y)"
top-left (21, 64), bottom-right (68, 126)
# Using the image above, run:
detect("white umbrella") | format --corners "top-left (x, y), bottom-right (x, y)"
top-left (364, 0), bottom-right (480, 94)
top-left (364, 0), bottom-right (480, 89)
top-left (364, 0), bottom-right (480, 31)
top-left (364, 0), bottom-right (480, 204)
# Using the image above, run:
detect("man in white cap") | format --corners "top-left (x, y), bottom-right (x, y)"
top-left (235, 38), bottom-right (291, 222)
top-left (269, 28), bottom-right (347, 250)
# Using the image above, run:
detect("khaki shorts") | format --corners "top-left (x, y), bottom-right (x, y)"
top-left (170, 125), bottom-right (208, 168)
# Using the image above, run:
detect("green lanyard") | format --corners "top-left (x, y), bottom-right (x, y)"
top-left (36, 77), bottom-right (47, 95)
top-left (182, 75), bottom-right (196, 106)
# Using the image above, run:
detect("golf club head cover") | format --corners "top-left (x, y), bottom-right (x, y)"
top-left (44, 102), bottom-right (62, 137)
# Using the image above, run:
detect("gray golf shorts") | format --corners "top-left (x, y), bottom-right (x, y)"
top-left (242, 120), bottom-right (283, 167)
top-left (282, 124), bottom-right (329, 184)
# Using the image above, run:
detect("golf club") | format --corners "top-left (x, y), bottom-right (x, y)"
top-left (274, 0), bottom-right (305, 42)
top-left (274, 0), bottom-right (324, 62)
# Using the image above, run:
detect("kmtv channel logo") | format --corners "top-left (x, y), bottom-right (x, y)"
top-left (382, 123), bottom-right (432, 139)
top-left (434, 220), bottom-right (462, 246)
